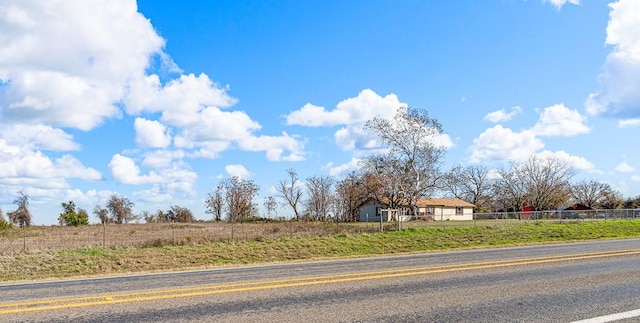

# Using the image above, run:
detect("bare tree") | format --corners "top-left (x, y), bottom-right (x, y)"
top-left (492, 166), bottom-right (528, 212)
top-left (263, 196), bottom-right (278, 218)
top-left (524, 156), bottom-right (575, 210)
top-left (205, 182), bottom-right (225, 221)
top-left (334, 172), bottom-right (369, 222)
top-left (305, 175), bottom-right (335, 221)
top-left (494, 155), bottom-right (575, 211)
top-left (155, 210), bottom-right (169, 222)
top-left (166, 205), bottom-right (195, 223)
top-left (145, 209), bottom-right (170, 223)
top-left (571, 179), bottom-right (615, 208)
top-left (8, 191), bottom-right (31, 227)
top-left (222, 176), bottom-right (259, 221)
top-left (599, 189), bottom-right (624, 209)
top-left (94, 205), bottom-right (109, 224)
top-left (442, 164), bottom-right (493, 212)
top-left (105, 194), bottom-right (135, 224)
top-left (363, 107), bottom-right (446, 216)
top-left (276, 169), bottom-right (304, 220)
top-left (623, 196), bottom-right (640, 209)
top-left (141, 210), bottom-right (155, 223)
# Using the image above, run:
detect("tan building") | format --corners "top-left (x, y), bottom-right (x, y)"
top-left (359, 197), bottom-right (475, 222)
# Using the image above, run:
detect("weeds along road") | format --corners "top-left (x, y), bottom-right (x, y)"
top-left (2, 239), bottom-right (640, 322)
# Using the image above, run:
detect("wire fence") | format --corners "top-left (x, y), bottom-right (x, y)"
top-left (1, 209), bottom-right (639, 255)
top-left (473, 208), bottom-right (640, 222)
top-left (0, 221), bottom-right (379, 255)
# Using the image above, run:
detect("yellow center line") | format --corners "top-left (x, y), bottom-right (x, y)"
top-left (2, 249), bottom-right (639, 315)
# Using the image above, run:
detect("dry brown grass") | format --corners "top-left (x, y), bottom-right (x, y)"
top-left (0, 221), bottom-right (390, 255)
top-left (0, 219), bottom-right (620, 255)
top-left (1, 220), bottom-right (640, 281)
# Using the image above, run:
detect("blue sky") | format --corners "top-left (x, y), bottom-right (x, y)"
top-left (1, 0), bottom-right (639, 224)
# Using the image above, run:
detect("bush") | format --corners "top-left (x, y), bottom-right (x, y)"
top-left (0, 216), bottom-right (12, 230)
top-left (58, 201), bottom-right (89, 226)
top-left (0, 208), bottom-right (7, 230)
top-left (59, 211), bottom-right (89, 226)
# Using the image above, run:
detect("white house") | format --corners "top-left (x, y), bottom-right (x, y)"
top-left (359, 197), bottom-right (475, 222)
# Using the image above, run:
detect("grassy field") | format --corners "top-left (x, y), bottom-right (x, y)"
top-left (1, 220), bottom-right (639, 282)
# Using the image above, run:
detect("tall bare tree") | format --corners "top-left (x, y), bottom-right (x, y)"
top-left (363, 107), bottom-right (446, 215)
top-left (276, 169), bottom-right (304, 220)
top-left (334, 172), bottom-right (370, 222)
top-left (571, 179), bottom-right (614, 208)
top-left (599, 189), bottom-right (624, 209)
top-left (494, 155), bottom-right (575, 211)
top-left (263, 196), bottom-right (278, 218)
top-left (442, 164), bottom-right (493, 212)
top-left (94, 205), bottom-right (109, 224)
top-left (222, 176), bottom-right (259, 221)
top-left (105, 194), bottom-right (135, 224)
top-left (304, 175), bottom-right (334, 221)
top-left (205, 182), bottom-right (225, 221)
top-left (166, 205), bottom-right (195, 223)
top-left (491, 169), bottom-right (528, 212)
top-left (8, 191), bottom-right (31, 227)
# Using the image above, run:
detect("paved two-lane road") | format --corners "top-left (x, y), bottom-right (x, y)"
top-left (2, 239), bottom-right (640, 322)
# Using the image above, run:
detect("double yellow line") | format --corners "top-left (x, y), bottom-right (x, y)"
top-left (2, 249), bottom-right (639, 315)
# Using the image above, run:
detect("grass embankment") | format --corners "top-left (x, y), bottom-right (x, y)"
top-left (1, 220), bottom-right (639, 282)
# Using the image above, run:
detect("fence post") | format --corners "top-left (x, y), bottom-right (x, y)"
top-left (102, 222), bottom-right (106, 248)
top-left (22, 225), bottom-right (26, 251)
top-left (172, 221), bottom-right (175, 244)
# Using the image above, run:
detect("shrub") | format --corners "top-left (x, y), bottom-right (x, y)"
top-left (0, 211), bottom-right (12, 230)
top-left (58, 201), bottom-right (89, 226)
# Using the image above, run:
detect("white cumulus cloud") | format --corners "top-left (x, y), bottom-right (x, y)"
top-left (141, 150), bottom-right (185, 169)
top-left (0, 139), bottom-right (100, 181)
top-left (285, 89), bottom-right (403, 127)
top-left (469, 125), bottom-right (544, 163)
top-left (109, 154), bottom-right (161, 185)
top-left (618, 118), bottom-right (640, 128)
top-left (531, 104), bottom-right (590, 137)
top-left (586, 0), bottom-right (640, 118)
top-left (484, 106), bottom-right (522, 123)
top-left (134, 118), bottom-right (172, 148)
top-left (225, 164), bottom-right (251, 179)
top-left (326, 158), bottom-right (363, 177)
top-left (0, 124), bottom-right (79, 151)
top-left (536, 150), bottom-right (596, 172)
top-left (615, 161), bottom-right (636, 173)
top-left (238, 132), bottom-right (306, 162)
top-left (541, 0), bottom-right (580, 10)
top-left (286, 89), bottom-right (452, 155)
top-left (0, 0), bottom-right (165, 131)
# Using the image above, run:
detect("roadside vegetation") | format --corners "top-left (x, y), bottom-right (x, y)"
top-left (2, 107), bottom-right (640, 283)
top-left (1, 220), bottom-right (639, 282)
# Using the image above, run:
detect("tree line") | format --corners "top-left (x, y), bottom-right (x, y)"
top-left (206, 106), bottom-right (640, 221)
top-left (2, 107), bottom-right (639, 227)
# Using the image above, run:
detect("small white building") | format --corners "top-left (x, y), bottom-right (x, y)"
top-left (359, 197), bottom-right (475, 222)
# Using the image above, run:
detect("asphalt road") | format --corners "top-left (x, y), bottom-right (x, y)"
top-left (2, 239), bottom-right (640, 322)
